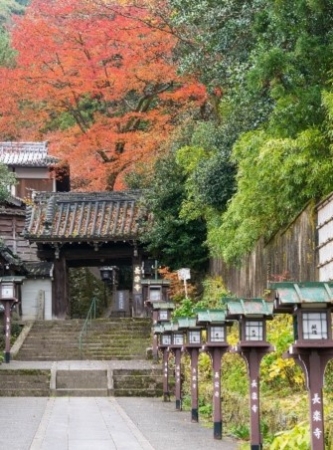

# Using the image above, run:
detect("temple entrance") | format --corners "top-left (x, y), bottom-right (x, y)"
top-left (22, 190), bottom-right (149, 318)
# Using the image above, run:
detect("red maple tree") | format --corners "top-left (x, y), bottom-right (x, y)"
top-left (0, 0), bottom-right (206, 190)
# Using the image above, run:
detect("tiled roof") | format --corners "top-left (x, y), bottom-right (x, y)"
top-left (23, 190), bottom-right (143, 242)
top-left (0, 241), bottom-right (25, 269)
top-left (196, 309), bottom-right (227, 324)
top-left (226, 299), bottom-right (274, 318)
top-left (0, 142), bottom-right (59, 167)
top-left (270, 281), bottom-right (333, 306)
top-left (0, 207), bottom-right (26, 217)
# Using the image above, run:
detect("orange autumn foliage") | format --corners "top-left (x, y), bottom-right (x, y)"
top-left (158, 266), bottom-right (197, 301)
top-left (0, 0), bottom-right (206, 190)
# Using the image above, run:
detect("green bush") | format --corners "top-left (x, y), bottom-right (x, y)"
top-left (270, 422), bottom-right (310, 450)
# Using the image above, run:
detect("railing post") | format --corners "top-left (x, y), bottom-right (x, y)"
top-left (78, 297), bottom-right (97, 357)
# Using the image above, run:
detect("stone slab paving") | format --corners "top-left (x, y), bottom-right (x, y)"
top-left (0, 360), bottom-right (156, 371)
top-left (0, 360), bottom-right (239, 449)
top-left (117, 397), bottom-right (238, 450)
top-left (0, 397), bottom-right (239, 450)
top-left (0, 398), bottom-right (48, 450)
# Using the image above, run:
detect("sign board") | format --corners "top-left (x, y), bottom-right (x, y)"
top-left (177, 268), bottom-right (191, 281)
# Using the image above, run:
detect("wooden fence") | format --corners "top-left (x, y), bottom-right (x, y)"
top-left (209, 201), bottom-right (318, 298)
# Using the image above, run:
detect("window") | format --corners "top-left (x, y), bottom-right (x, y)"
top-left (211, 326), bottom-right (225, 342)
top-left (302, 312), bottom-right (328, 339)
top-left (245, 321), bottom-right (263, 341)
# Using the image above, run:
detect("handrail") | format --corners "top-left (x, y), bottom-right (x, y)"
top-left (78, 297), bottom-right (97, 357)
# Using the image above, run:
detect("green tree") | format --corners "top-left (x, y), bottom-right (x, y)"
top-left (136, 153), bottom-right (209, 271)
top-left (175, 121), bottom-right (236, 219)
top-left (0, 0), bottom-right (26, 23)
top-left (0, 163), bottom-right (16, 201)
top-left (0, 0), bottom-right (27, 67)
top-left (167, 0), bottom-right (333, 262)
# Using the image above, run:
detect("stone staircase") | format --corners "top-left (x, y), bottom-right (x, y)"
top-left (16, 318), bottom-right (152, 360)
top-left (0, 318), bottom-right (164, 397)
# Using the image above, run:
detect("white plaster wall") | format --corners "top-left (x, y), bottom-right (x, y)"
top-left (15, 167), bottom-right (49, 178)
top-left (317, 194), bottom-right (333, 281)
top-left (21, 279), bottom-right (52, 320)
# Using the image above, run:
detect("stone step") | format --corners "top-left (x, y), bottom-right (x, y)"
top-left (113, 388), bottom-right (163, 397)
top-left (0, 365), bottom-right (163, 397)
top-left (112, 369), bottom-right (163, 396)
top-left (0, 369), bottom-right (51, 397)
top-left (55, 388), bottom-right (109, 397)
top-left (56, 370), bottom-right (107, 389)
top-left (16, 318), bottom-right (152, 361)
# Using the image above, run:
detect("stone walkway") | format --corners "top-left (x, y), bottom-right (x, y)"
top-left (0, 397), bottom-right (239, 450)
top-left (0, 360), bottom-right (239, 449)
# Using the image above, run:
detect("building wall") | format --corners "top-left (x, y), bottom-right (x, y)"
top-left (317, 193), bottom-right (333, 281)
top-left (210, 202), bottom-right (318, 298)
top-left (0, 211), bottom-right (39, 261)
top-left (21, 280), bottom-right (52, 320)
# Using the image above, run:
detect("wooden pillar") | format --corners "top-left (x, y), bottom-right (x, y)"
top-left (162, 348), bottom-right (170, 401)
top-left (239, 347), bottom-right (271, 450)
top-left (187, 348), bottom-right (199, 422)
top-left (52, 256), bottom-right (69, 318)
top-left (174, 348), bottom-right (182, 410)
top-left (290, 348), bottom-right (333, 450)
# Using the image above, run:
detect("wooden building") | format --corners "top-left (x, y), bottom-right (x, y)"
top-left (0, 141), bottom-right (69, 199)
top-left (22, 190), bottom-right (147, 318)
top-left (0, 142), bottom-right (69, 320)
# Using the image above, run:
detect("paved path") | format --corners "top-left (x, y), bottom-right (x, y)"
top-left (0, 397), bottom-right (238, 450)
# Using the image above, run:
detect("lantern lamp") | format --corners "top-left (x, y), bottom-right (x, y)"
top-left (226, 299), bottom-right (273, 345)
top-left (161, 333), bottom-right (172, 346)
top-left (0, 281), bottom-right (15, 299)
top-left (177, 317), bottom-right (202, 347)
top-left (301, 309), bottom-right (328, 340)
top-left (245, 320), bottom-right (264, 341)
top-left (99, 266), bottom-right (118, 285)
top-left (188, 329), bottom-right (201, 344)
top-left (152, 302), bottom-right (175, 323)
top-left (159, 322), bottom-right (174, 348)
top-left (271, 281), bottom-right (333, 345)
top-left (141, 279), bottom-right (171, 305)
top-left (196, 309), bottom-right (231, 346)
top-left (173, 331), bottom-right (184, 346)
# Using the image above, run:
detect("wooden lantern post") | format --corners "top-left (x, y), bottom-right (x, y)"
top-left (178, 317), bottom-right (203, 422)
top-left (226, 299), bottom-right (273, 450)
top-left (141, 278), bottom-right (171, 359)
top-left (271, 281), bottom-right (333, 450)
top-left (152, 302), bottom-right (175, 360)
top-left (168, 323), bottom-right (186, 411)
top-left (0, 281), bottom-right (18, 363)
top-left (197, 309), bottom-right (231, 440)
top-left (154, 322), bottom-right (173, 402)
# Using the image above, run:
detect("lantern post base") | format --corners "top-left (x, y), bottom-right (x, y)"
top-left (4, 351), bottom-right (10, 363)
top-left (175, 399), bottom-right (181, 410)
top-left (251, 445), bottom-right (262, 450)
top-left (213, 421), bottom-right (222, 439)
top-left (163, 392), bottom-right (170, 402)
top-left (191, 408), bottom-right (198, 422)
